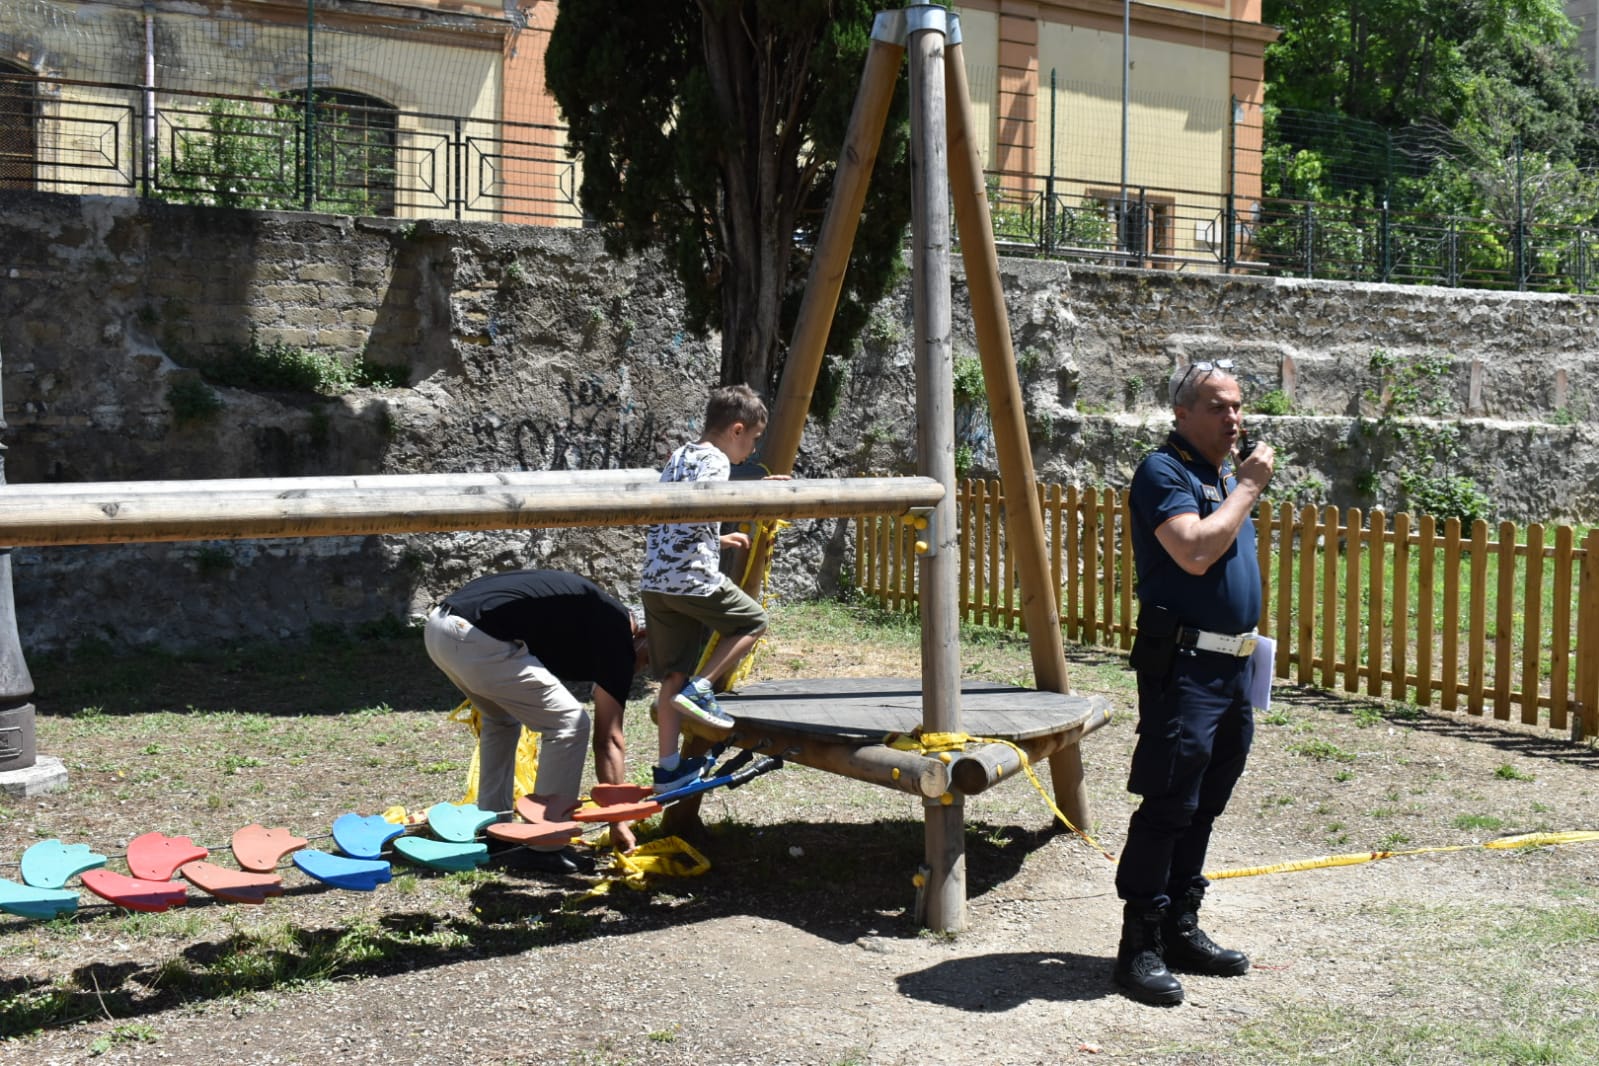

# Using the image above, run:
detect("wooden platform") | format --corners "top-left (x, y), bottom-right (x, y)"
top-left (721, 677), bottom-right (1103, 741)
top-left (696, 677), bottom-right (1113, 798)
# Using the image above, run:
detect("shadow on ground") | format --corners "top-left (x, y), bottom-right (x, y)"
top-left (0, 817), bottom-right (1067, 1037)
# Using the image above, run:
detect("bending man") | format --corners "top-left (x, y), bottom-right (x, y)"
top-left (425, 569), bottom-right (648, 870)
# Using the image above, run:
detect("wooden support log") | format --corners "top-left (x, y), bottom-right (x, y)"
top-left (947, 695), bottom-right (1114, 795)
top-left (0, 476), bottom-right (944, 548)
top-left (680, 718), bottom-right (951, 798)
top-left (0, 470), bottom-right (661, 498)
top-left (907, 7), bottom-right (964, 935)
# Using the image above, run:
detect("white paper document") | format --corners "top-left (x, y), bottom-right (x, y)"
top-left (1248, 635), bottom-right (1276, 712)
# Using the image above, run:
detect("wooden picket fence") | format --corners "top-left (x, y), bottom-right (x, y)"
top-left (854, 479), bottom-right (1599, 739)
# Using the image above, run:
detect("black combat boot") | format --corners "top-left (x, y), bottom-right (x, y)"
top-left (1163, 890), bottom-right (1250, 976)
top-left (1112, 903), bottom-right (1185, 1006)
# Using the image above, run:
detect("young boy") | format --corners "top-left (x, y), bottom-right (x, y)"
top-left (640, 383), bottom-right (772, 794)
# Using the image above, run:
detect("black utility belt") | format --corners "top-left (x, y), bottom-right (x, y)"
top-left (1176, 627), bottom-right (1259, 658)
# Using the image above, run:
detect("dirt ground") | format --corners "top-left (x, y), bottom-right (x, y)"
top-left (3, 608), bottom-right (1598, 1065)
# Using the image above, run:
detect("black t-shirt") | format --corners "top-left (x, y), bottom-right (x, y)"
top-left (441, 570), bottom-right (634, 705)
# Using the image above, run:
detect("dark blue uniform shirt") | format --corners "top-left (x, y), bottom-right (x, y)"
top-left (1128, 432), bottom-right (1260, 634)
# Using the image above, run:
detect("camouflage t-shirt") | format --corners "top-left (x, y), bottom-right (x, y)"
top-left (640, 441), bottom-right (730, 596)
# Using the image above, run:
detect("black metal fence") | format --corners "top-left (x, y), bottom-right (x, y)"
top-left (984, 174), bottom-right (1599, 294)
top-left (10, 70), bottom-right (1599, 294)
top-left (1, 73), bottom-right (578, 223)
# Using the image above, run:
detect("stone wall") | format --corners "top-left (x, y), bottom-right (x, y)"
top-left (2, 193), bottom-right (1598, 653)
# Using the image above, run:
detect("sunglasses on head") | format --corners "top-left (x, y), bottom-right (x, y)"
top-left (1172, 359), bottom-right (1237, 403)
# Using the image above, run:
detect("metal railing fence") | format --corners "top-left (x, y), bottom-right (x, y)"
top-left (1, 73), bottom-right (578, 223)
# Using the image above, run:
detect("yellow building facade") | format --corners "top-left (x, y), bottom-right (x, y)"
top-left (956, 0), bottom-right (1275, 265)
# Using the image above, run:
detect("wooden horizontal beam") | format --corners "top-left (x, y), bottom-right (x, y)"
top-left (948, 695), bottom-right (1114, 795)
top-left (0, 475), bottom-right (944, 548)
top-left (682, 718), bottom-right (951, 799)
top-left (0, 470), bottom-right (662, 498)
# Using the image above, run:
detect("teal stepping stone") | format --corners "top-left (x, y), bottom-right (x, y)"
top-left (0, 876), bottom-right (79, 920)
top-left (330, 813), bottom-right (405, 859)
top-left (293, 849), bottom-right (392, 892)
top-left (393, 836), bottom-right (489, 872)
top-left (425, 802), bottom-right (497, 843)
top-left (20, 839), bottom-right (107, 889)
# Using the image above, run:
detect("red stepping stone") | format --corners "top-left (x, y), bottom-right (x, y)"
top-left (231, 824), bottom-right (310, 873)
top-left (180, 862), bottom-right (285, 905)
top-left (81, 869), bottom-right (189, 912)
top-left (126, 833), bottom-right (209, 882)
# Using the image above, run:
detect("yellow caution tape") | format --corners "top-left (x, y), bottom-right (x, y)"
top-left (1207, 829), bottom-right (1599, 881)
top-left (447, 699), bottom-right (540, 806)
top-left (380, 805), bottom-right (428, 826)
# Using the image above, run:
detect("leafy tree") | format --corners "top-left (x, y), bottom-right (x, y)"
top-left (1262, 0), bottom-right (1599, 208)
top-left (545, 1), bottom-right (912, 394)
top-left (1263, 0), bottom-right (1578, 132)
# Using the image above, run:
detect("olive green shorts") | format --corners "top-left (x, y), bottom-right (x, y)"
top-left (642, 578), bottom-right (767, 677)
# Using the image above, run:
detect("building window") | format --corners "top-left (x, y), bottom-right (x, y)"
top-left (0, 61), bottom-right (38, 191)
top-left (1085, 188), bottom-right (1178, 267)
top-left (285, 89), bottom-right (398, 217)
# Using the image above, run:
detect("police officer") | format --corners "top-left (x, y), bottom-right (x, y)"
top-left (1114, 359), bottom-right (1276, 1006)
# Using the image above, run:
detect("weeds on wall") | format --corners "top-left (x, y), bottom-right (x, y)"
top-left (1354, 348), bottom-right (1491, 524)
top-left (166, 376), bottom-right (224, 425)
top-left (198, 333), bottom-right (408, 395)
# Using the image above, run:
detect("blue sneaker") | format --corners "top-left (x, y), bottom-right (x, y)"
top-left (652, 755), bottom-right (710, 795)
top-left (673, 681), bottom-right (735, 730)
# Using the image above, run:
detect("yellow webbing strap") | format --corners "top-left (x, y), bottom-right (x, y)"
top-left (694, 517), bottom-right (790, 689)
top-left (1206, 829), bottom-right (1599, 881)
top-left (581, 835), bottom-right (713, 897)
top-left (886, 728), bottom-right (1117, 863)
top-left (447, 699), bottom-right (541, 806)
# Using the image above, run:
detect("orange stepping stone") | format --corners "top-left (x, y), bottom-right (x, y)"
top-left (515, 794), bottom-right (578, 824)
top-left (81, 869), bottom-right (189, 912)
top-left (485, 821), bottom-right (580, 847)
top-left (231, 825), bottom-right (310, 873)
top-left (180, 862), bottom-right (285, 905)
top-left (126, 833), bottom-right (209, 882)
top-left (590, 784), bottom-right (654, 806)
top-left (573, 799), bottom-right (661, 823)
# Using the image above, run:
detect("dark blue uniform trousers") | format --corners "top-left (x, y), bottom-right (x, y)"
top-left (1115, 648), bottom-right (1255, 910)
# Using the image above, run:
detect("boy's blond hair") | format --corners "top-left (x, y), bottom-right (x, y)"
top-left (704, 384), bottom-right (768, 433)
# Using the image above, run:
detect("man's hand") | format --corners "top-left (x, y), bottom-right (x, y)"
top-left (1235, 441), bottom-right (1277, 492)
top-left (720, 531), bottom-right (751, 550)
top-left (611, 820), bottom-right (637, 853)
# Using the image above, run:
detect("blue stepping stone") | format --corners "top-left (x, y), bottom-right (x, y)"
top-left (392, 836), bottom-right (489, 872)
top-left (20, 839), bottom-right (107, 889)
top-left (425, 802), bottom-right (498, 843)
top-left (293, 849), bottom-right (392, 892)
top-left (330, 813), bottom-right (405, 859)
top-left (0, 876), bottom-right (79, 920)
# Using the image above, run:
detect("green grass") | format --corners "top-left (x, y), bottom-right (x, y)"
top-left (1290, 739), bottom-right (1357, 763)
top-left (1217, 901), bottom-right (1599, 1064)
